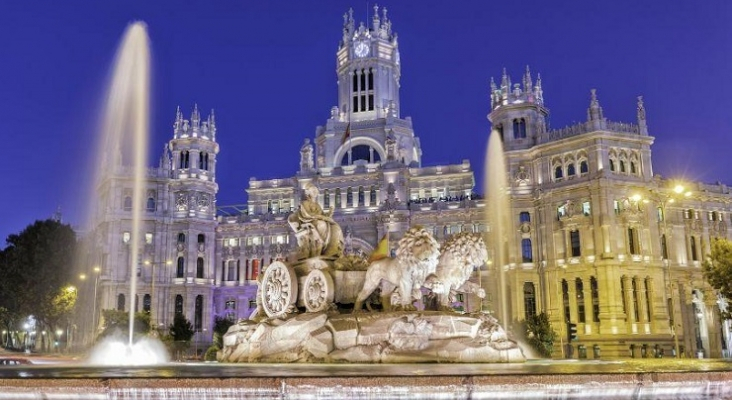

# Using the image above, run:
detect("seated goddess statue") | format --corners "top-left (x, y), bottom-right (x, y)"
top-left (287, 183), bottom-right (344, 259)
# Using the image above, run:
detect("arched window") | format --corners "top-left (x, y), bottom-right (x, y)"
top-left (620, 160), bottom-right (626, 173)
top-left (609, 159), bottom-right (616, 172)
top-left (146, 197), bottom-right (155, 212)
top-left (523, 282), bottom-right (536, 319)
top-left (335, 188), bottom-right (342, 208)
top-left (323, 189), bottom-right (330, 208)
top-left (580, 160), bottom-right (589, 174)
top-left (554, 166), bottom-right (563, 180)
top-left (521, 238), bottom-right (533, 262)
top-left (177, 233), bottom-right (186, 243)
top-left (567, 163), bottom-right (576, 176)
top-left (194, 295), bottom-right (203, 332)
top-left (123, 196), bottom-right (132, 211)
top-left (199, 152), bottom-right (209, 170)
top-left (196, 257), bottom-right (204, 279)
top-left (346, 187), bottom-right (353, 207)
top-left (358, 186), bottom-right (365, 206)
top-left (175, 295), bottom-right (183, 315)
top-left (341, 145), bottom-right (375, 166)
top-left (176, 257), bottom-right (185, 278)
top-left (630, 161), bottom-right (637, 174)
top-left (576, 278), bottom-right (586, 323)
top-left (370, 185), bottom-right (377, 205)
top-left (117, 294), bottom-right (125, 311)
top-left (143, 294), bottom-right (151, 313)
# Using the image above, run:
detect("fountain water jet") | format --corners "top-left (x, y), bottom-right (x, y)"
top-left (484, 129), bottom-right (511, 326)
top-left (86, 22), bottom-right (168, 365)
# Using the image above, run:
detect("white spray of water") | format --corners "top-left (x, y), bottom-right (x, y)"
top-left (484, 130), bottom-right (511, 327)
top-left (87, 22), bottom-right (168, 365)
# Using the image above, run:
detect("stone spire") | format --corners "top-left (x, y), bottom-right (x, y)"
top-left (191, 104), bottom-right (201, 133)
top-left (637, 95), bottom-right (648, 135)
top-left (372, 4), bottom-right (380, 32)
top-left (523, 65), bottom-right (533, 96)
top-left (587, 89), bottom-right (606, 130)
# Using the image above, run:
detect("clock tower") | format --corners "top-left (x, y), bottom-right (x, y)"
top-left (336, 6), bottom-right (401, 122)
top-left (314, 6), bottom-right (421, 170)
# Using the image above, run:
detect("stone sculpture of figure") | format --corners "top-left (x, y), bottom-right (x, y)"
top-left (354, 226), bottom-right (441, 312)
top-left (287, 183), bottom-right (344, 259)
top-left (300, 138), bottom-right (314, 172)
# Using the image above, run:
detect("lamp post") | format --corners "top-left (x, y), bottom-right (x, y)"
top-left (144, 259), bottom-right (172, 334)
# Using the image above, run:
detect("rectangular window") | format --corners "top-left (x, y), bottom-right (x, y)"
top-left (628, 227), bottom-right (639, 255)
top-left (570, 230), bottom-right (581, 257)
top-left (576, 279), bottom-right (586, 323)
top-left (582, 202), bottom-right (591, 216)
top-left (360, 95), bottom-right (366, 112)
top-left (521, 239), bottom-right (533, 263)
top-left (657, 207), bottom-right (664, 222)
top-left (145, 233), bottom-right (153, 244)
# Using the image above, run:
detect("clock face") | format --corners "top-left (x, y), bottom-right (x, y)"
top-left (355, 41), bottom-right (369, 58)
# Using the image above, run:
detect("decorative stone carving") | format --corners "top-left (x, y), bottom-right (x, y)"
top-left (287, 183), bottom-right (344, 259)
top-left (219, 311), bottom-right (525, 363)
top-left (261, 262), bottom-right (298, 318)
top-left (353, 226), bottom-right (440, 312)
top-left (425, 233), bottom-right (488, 310)
top-left (303, 269), bottom-right (335, 312)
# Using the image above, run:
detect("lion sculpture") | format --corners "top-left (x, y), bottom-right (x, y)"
top-left (427, 232), bottom-right (488, 310)
top-left (354, 226), bottom-right (440, 312)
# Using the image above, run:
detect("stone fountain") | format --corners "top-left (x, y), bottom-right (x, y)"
top-left (219, 183), bottom-right (524, 363)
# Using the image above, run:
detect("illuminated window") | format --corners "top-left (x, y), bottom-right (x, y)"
top-left (122, 232), bottom-right (131, 244)
top-left (145, 233), bottom-right (153, 244)
top-left (582, 201), bottom-right (591, 216)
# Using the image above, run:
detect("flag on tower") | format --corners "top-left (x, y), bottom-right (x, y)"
top-left (369, 232), bottom-right (390, 262)
top-left (341, 122), bottom-right (351, 145)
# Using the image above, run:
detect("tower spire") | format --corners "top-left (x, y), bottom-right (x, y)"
top-left (587, 89), bottom-right (605, 129)
top-left (637, 95), bottom-right (648, 135)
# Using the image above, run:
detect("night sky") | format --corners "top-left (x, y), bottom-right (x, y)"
top-left (2, 1), bottom-right (730, 242)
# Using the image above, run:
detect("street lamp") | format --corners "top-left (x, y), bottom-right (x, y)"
top-left (144, 259), bottom-right (172, 334)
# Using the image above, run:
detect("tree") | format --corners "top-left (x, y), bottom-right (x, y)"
top-left (212, 315), bottom-right (233, 349)
top-left (0, 219), bottom-right (77, 346)
top-left (516, 312), bottom-right (557, 358)
top-left (702, 238), bottom-right (732, 319)
top-left (98, 309), bottom-right (150, 340)
top-left (166, 313), bottom-right (194, 360)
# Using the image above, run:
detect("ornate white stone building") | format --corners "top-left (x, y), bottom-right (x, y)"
top-left (84, 7), bottom-right (732, 358)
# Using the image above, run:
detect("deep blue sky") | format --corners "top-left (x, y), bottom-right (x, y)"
top-left (1, 1), bottom-right (731, 241)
